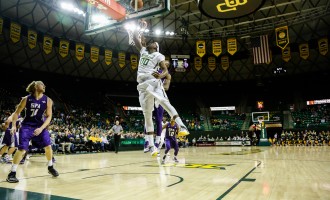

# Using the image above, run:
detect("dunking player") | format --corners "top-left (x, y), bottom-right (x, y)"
top-left (161, 118), bottom-right (180, 164)
top-left (6, 81), bottom-right (59, 183)
top-left (132, 21), bottom-right (189, 157)
top-left (0, 114), bottom-right (22, 163)
top-left (144, 60), bottom-right (172, 155)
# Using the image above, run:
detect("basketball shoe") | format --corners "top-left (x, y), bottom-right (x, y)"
top-left (6, 171), bottom-right (19, 183)
top-left (48, 166), bottom-right (59, 177)
top-left (178, 126), bottom-right (189, 137)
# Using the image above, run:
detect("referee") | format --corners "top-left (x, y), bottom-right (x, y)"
top-left (109, 120), bottom-right (123, 153)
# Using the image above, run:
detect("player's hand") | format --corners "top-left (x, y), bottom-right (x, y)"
top-left (152, 71), bottom-right (161, 79)
top-left (10, 126), bottom-right (16, 135)
top-left (34, 128), bottom-right (43, 136)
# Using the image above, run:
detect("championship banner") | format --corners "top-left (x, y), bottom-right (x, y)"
top-left (208, 56), bottom-right (216, 71)
top-left (131, 54), bottom-right (138, 70)
top-left (43, 36), bottom-right (53, 55)
top-left (221, 56), bottom-right (229, 71)
top-left (299, 43), bottom-right (309, 60)
top-left (227, 38), bottom-right (237, 55)
top-left (75, 43), bottom-right (85, 61)
top-left (118, 52), bottom-right (126, 68)
top-left (196, 40), bottom-right (206, 57)
top-left (275, 26), bottom-right (289, 49)
top-left (28, 29), bottom-right (37, 49)
top-left (0, 18), bottom-right (3, 34)
top-left (212, 40), bottom-right (222, 57)
top-left (104, 49), bottom-right (112, 65)
top-left (10, 22), bottom-right (21, 43)
top-left (282, 46), bottom-right (291, 62)
top-left (194, 57), bottom-right (202, 71)
top-left (318, 38), bottom-right (328, 56)
top-left (59, 40), bottom-right (70, 58)
top-left (90, 46), bottom-right (99, 63)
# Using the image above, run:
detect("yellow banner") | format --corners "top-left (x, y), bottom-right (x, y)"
top-left (104, 49), bottom-right (112, 65)
top-left (43, 36), bottom-right (53, 55)
top-left (282, 46), bottom-right (291, 62)
top-left (131, 54), bottom-right (138, 70)
top-left (221, 56), bottom-right (229, 71)
top-left (212, 40), bottom-right (222, 57)
top-left (59, 40), bottom-right (69, 58)
top-left (75, 43), bottom-right (85, 61)
top-left (194, 57), bottom-right (202, 71)
top-left (318, 38), bottom-right (328, 56)
top-left (196, 40), bottom-right (206, 57)
top-left (208, 56), bottom-right (216, 71)
top-left (299, 43), bottom-right (309, 60)
top-left (118, 52), bottom-right (126, 68)
top-left (275, 26), bottom-right (289, 49)
top-left (0, 18), bottom-right (3, 34)
top-left (90, 46), bottom-right (99, 63)
top-left (10, 22), bottom-right (21, 43)
top-left (227, 38), bottom-right (237, 55)
top-left (27, 30), bottom-right (37, 49)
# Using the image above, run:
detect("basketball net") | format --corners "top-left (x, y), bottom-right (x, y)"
top-left (127, 20), bottom-right (147, 46)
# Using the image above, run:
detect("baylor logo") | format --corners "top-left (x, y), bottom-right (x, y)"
top-left (198, 0), bottom-right (265, 19)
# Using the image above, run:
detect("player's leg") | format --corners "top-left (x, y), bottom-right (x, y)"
top-left (161, 139), bottom-right (171, 164)
top-left (139, 89), bottom-right (156, 154)
top-left (146, 85), bottom-right (189, 136)
top-left (37, 129), bottom-right (59, 177)
top-left (173, 140), bottom-right (179, 163)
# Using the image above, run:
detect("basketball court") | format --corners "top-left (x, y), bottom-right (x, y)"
top-left (0, 146), bottom-right (329, 200)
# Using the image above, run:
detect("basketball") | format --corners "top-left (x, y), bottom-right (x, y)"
top-left (130, 0), bottom-right (143, 9)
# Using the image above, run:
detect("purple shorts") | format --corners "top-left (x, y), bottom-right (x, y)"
top-left (18, 125), bottom-right (51, 151)
top-left (2, 129), bottom-right (18, 147)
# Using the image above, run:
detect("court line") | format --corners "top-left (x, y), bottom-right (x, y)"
top-left (216, 160), bottom-right (262, 200)
top-left (0, 160), bottom-right (155, 183)
top-left (82, 172), bottom-right (184, 187)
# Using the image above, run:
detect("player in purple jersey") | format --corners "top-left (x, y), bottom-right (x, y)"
top-left (161, 118), bottom-right (180, 164)
top-left (6, 81), bottom-right (59, 183)
top-left (0, 113), bottom-right (22, 163)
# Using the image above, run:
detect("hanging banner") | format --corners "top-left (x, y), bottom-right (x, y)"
top-left (59, 40), bottom-right (70, 58)
top-left (196, 40), bottom-right (206, 57)
top-left (275, 26), bottom-right (289, 49)
top-left (10, 22), bottom-right (21, 43)
top-left (27, 29), bottom-right (37, 49)
top-left (131, 54), bottom-right (138, 70)
top-left (299, 43), bottom-right (309, 60)
top-left (0, 18), bottom-right (3, 34)
top-left (43, 36), bottom-right (53, 55)
top-left (221, 56), bottom-right (229, 71)
top-left (90, 46), bottom-right (99, 63)
top-left (227, 38), bottom-right (237, 55)
top-left (104, 49), bottom-right (112, 65)
top-left (212, 40), bottom-right (222, 57)
top-left (75, 43), bottom-right (85, 61)
top-left (318, 38), bottom-right (328, 56)
top-left (118, 52), bottom-right (126, 68)
top-left (282, 46), bottom-right (291, 62)
top-left (208, 56), bottom-right (216, 71)
top-left (194, 57), bottom-right (202, 71)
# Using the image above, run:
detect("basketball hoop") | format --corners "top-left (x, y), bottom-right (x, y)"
top-left (126, 20), bottom-right (148, 46)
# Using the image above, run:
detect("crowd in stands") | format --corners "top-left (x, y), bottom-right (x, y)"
top-left (292, 104), bottom-right (330, 129)
top-left (270, 130), bottom-right (330, 146)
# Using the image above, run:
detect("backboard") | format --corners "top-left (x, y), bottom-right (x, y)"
top-left (84, 0), bottom-right (170, 35)
top-left (251, 111), bottom-right (269, 123)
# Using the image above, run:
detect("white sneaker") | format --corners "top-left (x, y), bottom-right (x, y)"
top-left (143, 147), bottom-right (151, 153)
top-left (178, 126), bottom-right (189, 136)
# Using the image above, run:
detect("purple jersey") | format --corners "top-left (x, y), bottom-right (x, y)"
top-left (165, 122), bottom-right (178, 140)
top-left (22, 94), bottom-right (48, 127)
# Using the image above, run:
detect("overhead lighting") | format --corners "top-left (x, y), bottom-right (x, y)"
top-left (60, 2), bottom-right (85, 17)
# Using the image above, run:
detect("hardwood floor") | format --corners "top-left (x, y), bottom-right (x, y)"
top-left (0, 146), bottom-right (329, 200)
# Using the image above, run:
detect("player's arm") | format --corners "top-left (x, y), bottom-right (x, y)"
top-left (40, 97), bottom-right (53, 131)
top-left (11, 97), bottom-right (27, 134)
top-left (132, 29), bottom-right (143, 52)
top-left (162, 122), bottom-right (169, 130)
top-left (152, 60), bottom-right (168, 79)
top-left (163, 73), bottom-right (171, 91)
